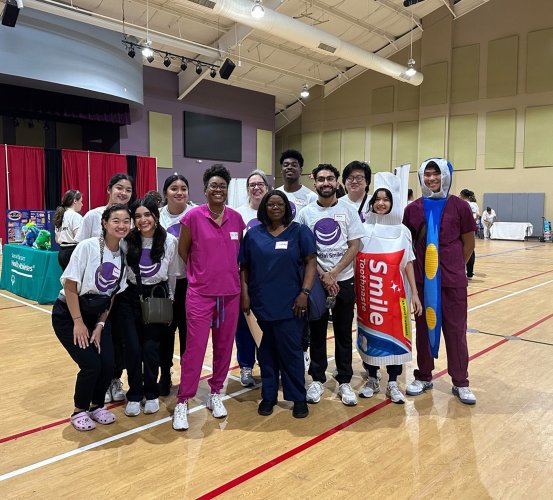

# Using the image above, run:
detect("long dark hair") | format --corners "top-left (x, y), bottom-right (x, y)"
top-left (257, 190), bottom-right (294, 226)
top-left (108, 173), bottom-right (137, 207)
top-left (126, 197), bottom-right (167, 267)
top-left (53, 189), bottom-right (82, 229)
top-left (162, 173), bottom-right (190, 206)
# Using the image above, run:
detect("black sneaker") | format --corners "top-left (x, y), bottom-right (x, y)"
top-left (158, 373), bottom-right (172, 397)
top-left (258, 399), bottom-right (277, 416)
top-left (292, 401), bottom-right (309, 419)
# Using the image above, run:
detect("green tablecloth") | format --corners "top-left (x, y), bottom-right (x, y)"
top-left (0, 244), bottom-right (62, 304)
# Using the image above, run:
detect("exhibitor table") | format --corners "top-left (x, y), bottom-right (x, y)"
top-left (0, 244), bottom-right (62, 304)
top-left (490, 222), bottom-right (533, 241)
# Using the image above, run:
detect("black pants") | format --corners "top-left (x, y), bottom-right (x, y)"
top-left (57, 245), bottom-right (77, 271)
top-left (466, 251), bottom-right (475, 277)
top-left (365, 363), bottom-right (402, 382)
top-left (108, 293), bottom-right (126, 379)
top-left (119, 283), bottom-right (168, 402)
top-left (51, 300), bottom-right (114, 410)
top-left (159, 278), bottom-right (188, 377)
top-left (308, 278), bottom-right (355, 385)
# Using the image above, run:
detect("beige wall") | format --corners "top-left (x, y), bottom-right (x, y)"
top-left (276, 0), bottom-right (553, 216)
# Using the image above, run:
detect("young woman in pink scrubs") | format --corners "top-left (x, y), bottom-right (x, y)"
top-left (173, 165), bottom-right (245, 431)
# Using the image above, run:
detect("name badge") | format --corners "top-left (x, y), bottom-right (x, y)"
top-left (230, 232), bottom-right (239, 240)
top-left (275, 241), bottom-right (288, 250)
top-left (334, 214), bottom-right (346, 222)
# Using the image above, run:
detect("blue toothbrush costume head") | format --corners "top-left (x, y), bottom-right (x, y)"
top-left (418, 158), bottom-right (453, 358)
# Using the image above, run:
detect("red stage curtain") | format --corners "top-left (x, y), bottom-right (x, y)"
top-left (89, 152), bottom-right (127, 209)
top-left (136, 156), bottom-right (157, 197)
top-left (61, 149), bottom-right (89, 214)
top-left (7, 146), bottom-right (45, 210)
top-left (0, 145), bottom-right (7, 244)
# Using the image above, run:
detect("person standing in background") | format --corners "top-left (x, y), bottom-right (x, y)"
top-left (460, 189), bottom-right (479, 279)
top-left (53, 189), bottom-right (83, 270)
top-left (234, 170), bottom-right (270, 387)
top-left (157, 174), bottom-right (194, 396)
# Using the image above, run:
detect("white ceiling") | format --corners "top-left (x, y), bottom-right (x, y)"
top-left (25, 0), bottom-right (490, 115)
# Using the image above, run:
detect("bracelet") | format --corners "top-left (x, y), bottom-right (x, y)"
top-left (96, 321), bottom-right (106, 329)
top-left (72, 316), bottom-right (82, 321)
top-left (301, 288), bottom-right (311, 296)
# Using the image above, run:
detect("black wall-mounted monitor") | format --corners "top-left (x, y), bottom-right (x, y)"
top-left (183, 111), bottom-right (242, 162)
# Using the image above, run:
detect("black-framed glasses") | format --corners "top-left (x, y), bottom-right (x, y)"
top-left (346, 175), bottom-right (365, 183)
top-left (267, 202), bottom-right (286, 209)
top-left (208, 183), bottom-right (228, 191)
top-left (315, 175), bottom-right (336, 183)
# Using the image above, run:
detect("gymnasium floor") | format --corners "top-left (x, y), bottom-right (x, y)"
top-left (1, 238), bottom-right (553, 499)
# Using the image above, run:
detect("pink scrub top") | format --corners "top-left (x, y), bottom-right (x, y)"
top-left (180, 205), bottom-right (246, 296)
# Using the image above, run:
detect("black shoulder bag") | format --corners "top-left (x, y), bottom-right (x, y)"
top-left (133, 264), bottom-right (173, 325)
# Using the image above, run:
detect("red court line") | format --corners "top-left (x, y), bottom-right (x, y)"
top-left (468, 269), bottom-right (553, 297)
top-left (0, 364), bottom-right (240, 444)
top-left (196, 312), bottom-right (553, 499)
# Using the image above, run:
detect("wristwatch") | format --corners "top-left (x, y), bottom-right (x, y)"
top-left (96, 321), bottom-right (106, 330)
top-left (301, 288), bottom-right (311, 296)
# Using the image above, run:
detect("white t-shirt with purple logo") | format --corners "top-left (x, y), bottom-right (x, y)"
top-left (236, 204), bottom-right (261, 234)
top-left (276, 185), bottom-right (317, 220)
top-left (123, 234), bottom-right (179, 298)
top-left (159, 204), bottom-right (193, 278)
top-left (297, 201), bottom-right (365, 281)
top-left (61, 237), bottom-right (127, 296)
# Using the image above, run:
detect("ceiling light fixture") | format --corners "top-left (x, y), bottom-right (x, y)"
top-left (405, 11), bottom-right (417, 78)
top-left (163, 53), bottom-right (171, 67)
top-left (195, 63), bottom-right (203, 75)
top-left (210, 67), bottom-right (217, 78)
top-left (251, 0), bottom-right (265, 19)
top-left (406, 58), bottom-right (417, 77)
top-left (180, 59), bottom-right (188, 72)
top-left (127, 46), bottom-right (135, 58)
top-left (300, 84), bottom-right (309, 98)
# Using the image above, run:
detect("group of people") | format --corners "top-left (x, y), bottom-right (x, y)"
top-left (51, 149), bottom-right (478, 434)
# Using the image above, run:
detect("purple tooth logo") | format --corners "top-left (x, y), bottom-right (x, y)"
top-left (139, 248), bottom-right (161, 278)
top-left (290, 201), bottom-right (297, 218)
top-left (247, 218), bottom-right (261, 231)
top-left (314, 218), bottom-right (341, 246)
top-left (95, 262), bottom-right (119, 292)
top-left (167, 223), bottom-right (181, 237)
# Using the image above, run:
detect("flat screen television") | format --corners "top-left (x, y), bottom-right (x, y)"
top-left (183, 111), bottom-right (242, 162)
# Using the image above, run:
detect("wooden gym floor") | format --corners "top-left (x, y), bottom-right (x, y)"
top-left (1, 238), bottom-right (553, 499)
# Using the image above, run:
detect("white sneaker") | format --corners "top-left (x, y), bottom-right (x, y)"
top-left (338, 383), bottom-right (358, 406)
top-left (303, 351), bottom-right (311, 371)
top-left (207, 393), bottom-right (228, 418)
top-left (386, 382), bottom-right (405, 404)
top-left (110, 378), bottom-right (126, 402)
top-left (406, 379), bottom-right (433, 396)
top-left (173, 401), bottom-right (189, 431)
top-left (144, 398), bottom-right (160, 414)
top-left (452, 386), bottom-right (476, 405)
top-left (306, 381), bottom-right (324, 404)
top-left (124, 401), bottom-right (141, 417)
top-left (359, 376), bottom-right (380, 398)
top-left (364, 368), bottom-right (382, 381)
top-left (240, 367), bottom-right (255, 387)
top-left (104, 388), bottom-right (112, 404)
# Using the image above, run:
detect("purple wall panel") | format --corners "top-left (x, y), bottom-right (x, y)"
top-left (120, 67), bottom-right (275, 203)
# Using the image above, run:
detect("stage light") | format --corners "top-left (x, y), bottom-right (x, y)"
top-left (128, 47), bottom-right (135, 58)
top-left (210, 67), bottom-right (217, 78)
top-left (196, 63), bottom-right (203, 75)
top-left (181, 59), bottom-right (188, 72)
top-left (163, 54), bottom-right (171, 67)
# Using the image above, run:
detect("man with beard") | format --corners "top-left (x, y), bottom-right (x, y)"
top-left (297, 164), bottom-right (365, 406)
top-left (276, 149), bottom-right (317, 219)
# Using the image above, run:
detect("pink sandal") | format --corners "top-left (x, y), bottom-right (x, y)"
top-left (71, 411), bottom-right (96, 431)
top-left (90, 407), bottom-right (116, 425)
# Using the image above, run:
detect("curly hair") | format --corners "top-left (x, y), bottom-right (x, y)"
top-left (279, 149), bottom-right (304, 169)
top-left (203, 164), bottom-right (231, 190)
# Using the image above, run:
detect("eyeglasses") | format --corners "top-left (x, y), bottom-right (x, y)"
top-left (208, 183), bottom-right (228, 191)
top-left (267, 203), bottom-right (286, 209)
top-left (315, 175), bottom-right (336, 183)
top-left (248, 182), bottom-right (266, 189)
top-left (346, 175), bottom-right (365, 183)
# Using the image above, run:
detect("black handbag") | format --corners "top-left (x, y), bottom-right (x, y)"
top-left (78, 238), bottom-right (125, 316)
top-left (133, 266), bottom-right (173, 325)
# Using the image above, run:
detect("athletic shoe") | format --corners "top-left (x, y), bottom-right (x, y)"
top-left (158, 373), bottom-right (172, 397)
top-left (406, 379), bottom-right (433, 396)
top-left (452, 386), bottom-right (476, 405)
top-left (292, 401), bottom-right (309, 418)
top-left (207, 393), bottom-right (228, 418)
top-left (303, 351), bottom-right (311, 371)
top-left (338, 383), bottom-right (358, 406)
top-left (306, 381), bottom-right (324, 404)
top-left (144, 398), bottom-right (160, 414)
top-left (104, 388), bottom-right (112, 404)
top-left (364, 367), bottom-right (382, 381)
top-left (240, 367), bottom-right (255, 387)
top-left (258, 399), bottom-right (277, 416)
top-left (124, 401), bottom-right (141, 417)
top-left (173, 402), bottom-right (189, 431)
top-left (386, 382), bottom-right (406, 404)
top-left (110, 378), bottom-right (126, 402)
top-left (359, 376), bottom-right (380, 398)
